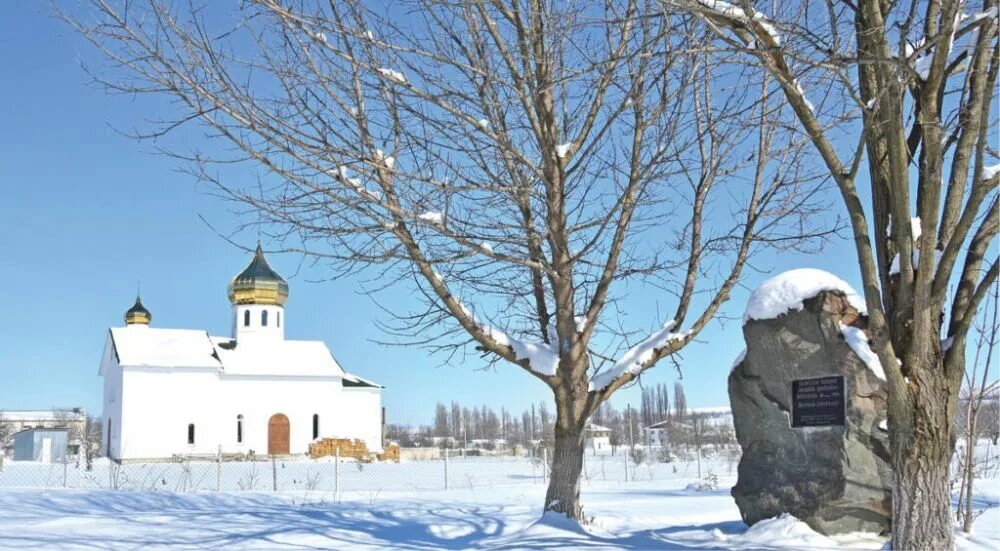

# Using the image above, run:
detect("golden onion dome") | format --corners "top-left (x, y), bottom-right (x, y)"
top-left (124, 295), bottom-right (152, 325)
top-left (227, 243), bottom-right (289, 306)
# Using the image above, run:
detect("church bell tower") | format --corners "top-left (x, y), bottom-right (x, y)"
top-left (228, 243), bottom-right (288, 342)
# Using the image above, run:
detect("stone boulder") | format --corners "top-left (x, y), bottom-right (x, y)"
top-left (729, 271), bottom-right (891, 535)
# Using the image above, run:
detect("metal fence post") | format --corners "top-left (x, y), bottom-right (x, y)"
top-left (63, 453), bottom-right (68, 488)
top-left (542, 448), bottom-right (548, 484)
top-left (272, 456), bottom-right (278, 492)
top-left (623, 450), bottom-right (629, 483)
top-left (334, 448), bottom-right (340, 494)
top-left (216, 447), bottom-right (222, 492)
top-left (444, 448), bottom-right (449, 490)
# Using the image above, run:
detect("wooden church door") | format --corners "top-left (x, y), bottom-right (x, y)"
top-left (268, 413), bottom-right (290, 455)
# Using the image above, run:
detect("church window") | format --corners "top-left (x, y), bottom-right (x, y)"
top-left (187, 424), bottom-right (195, 445)
top-left (237, 415), bottom-right (244, 443)
top-left (312, 414), bottom-right (319, 440)
top-left (262, 310), bottom-right (268, 326)
top-left (244, 310), bottom-right (250, 327)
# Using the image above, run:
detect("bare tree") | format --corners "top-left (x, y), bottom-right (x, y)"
top-left (673, 380), bottom-right (687, 420)
top-left (66, 0), bottom-right (830, 519)
top-left (0, 412), bottom-right (11, 457)
top-left (665, 1), bottom-right (999, 547)
top-left (955, 280), bottom-right (998, 531)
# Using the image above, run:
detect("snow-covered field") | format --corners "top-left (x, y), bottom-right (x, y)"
top-left (0, 455), bottom-right (997, 550)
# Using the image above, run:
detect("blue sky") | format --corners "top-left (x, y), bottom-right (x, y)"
top-left (0, 1), bottom-right (869, 426)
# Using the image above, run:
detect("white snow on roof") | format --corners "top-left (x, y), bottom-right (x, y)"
top-left (342, 372), bottom-right (383, 388)
top-left (586, 423), bottom-right (611, 433)
top-left (210, 337), bottom-right (347, 377)
top-left (110, 327), bottom-right (221, 369)
top-left (743, 268), bottom-right (866, 325)
top-left (589, 321), bottom-right (690, 391)
top-left (107, 326), bottom-right (367, 380)
top-left (839, 323), bottom-right (886, 381)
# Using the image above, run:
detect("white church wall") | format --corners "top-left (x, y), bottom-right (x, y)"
top-left (338, 387), bottom-right (384, 453)
top-left (112, 366), bottom-right (382, 460)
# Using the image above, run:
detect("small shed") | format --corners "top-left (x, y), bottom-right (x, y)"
top-left (585, 423), bottom-right (612, 452)
top-left (12, 428), bottom-right (68, 463)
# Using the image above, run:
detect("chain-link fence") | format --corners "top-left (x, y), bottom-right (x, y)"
top-left (0, 446), bottom-right (741, 494)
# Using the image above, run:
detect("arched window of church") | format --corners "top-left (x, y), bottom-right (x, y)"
top-left (262, 310), bottom-right (268, 326)
top-left (277, 311), bottom-right (281, 328)
top-left (237, 415), bottom-right (244, 444)
top-left (244, 310), bottom-right (250, 327)
top-left (312, 414), bottom-right (319, 440)
top-left (187, 424), bottom-right (195, 445)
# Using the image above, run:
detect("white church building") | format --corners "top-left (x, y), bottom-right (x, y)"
top-left (99, 244), bottom-right (383, 461)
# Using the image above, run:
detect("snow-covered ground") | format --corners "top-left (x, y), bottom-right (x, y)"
top-left (0, 457), bottom-right (996, 550)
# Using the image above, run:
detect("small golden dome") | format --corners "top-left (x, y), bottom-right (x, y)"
top-left (124, 295), bottom-right (152, 325)
top-left (227, 243), bottom-right (289, 306)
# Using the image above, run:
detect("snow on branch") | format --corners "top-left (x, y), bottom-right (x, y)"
top-left (589, 321), bottom-right (691, 391)
top-left (486, 327), bottom-right (560, 377)
top-left (418, 211), bottom-right (444, 224)
top-left (447, 288), bottom-right (559, 378)
top-left (693, 0), bottom-right (782, 46)
top-left (377, 67), bottom-right (406, 83)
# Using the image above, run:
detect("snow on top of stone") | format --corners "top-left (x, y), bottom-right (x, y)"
top-left (110, 327), bottom-right (221, 369)
top-left (839, 323), bottom-right (886, 381)
top-left (743, 268), bottom-right (866, 325)
top-left (730, 348), bottom-right (747, 372)
top-left (589, 321), bottom-right (690, 391)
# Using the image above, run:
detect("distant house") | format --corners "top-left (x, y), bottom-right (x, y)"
top-left (0, 409), bottom-right (86, 457)
top-left (12, 428), bottom-right (68, 463)
top-left (644, 408), bottom-right (735, 448)
top-left (644, 418), bottom-right (684, 448)
top-left (585, 423), bottom-right (612, 452)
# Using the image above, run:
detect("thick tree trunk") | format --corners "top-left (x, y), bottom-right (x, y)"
top-left (544, 413), bottom-right (587, 520)
top-left (891, 365), bottom-right (957, 550)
